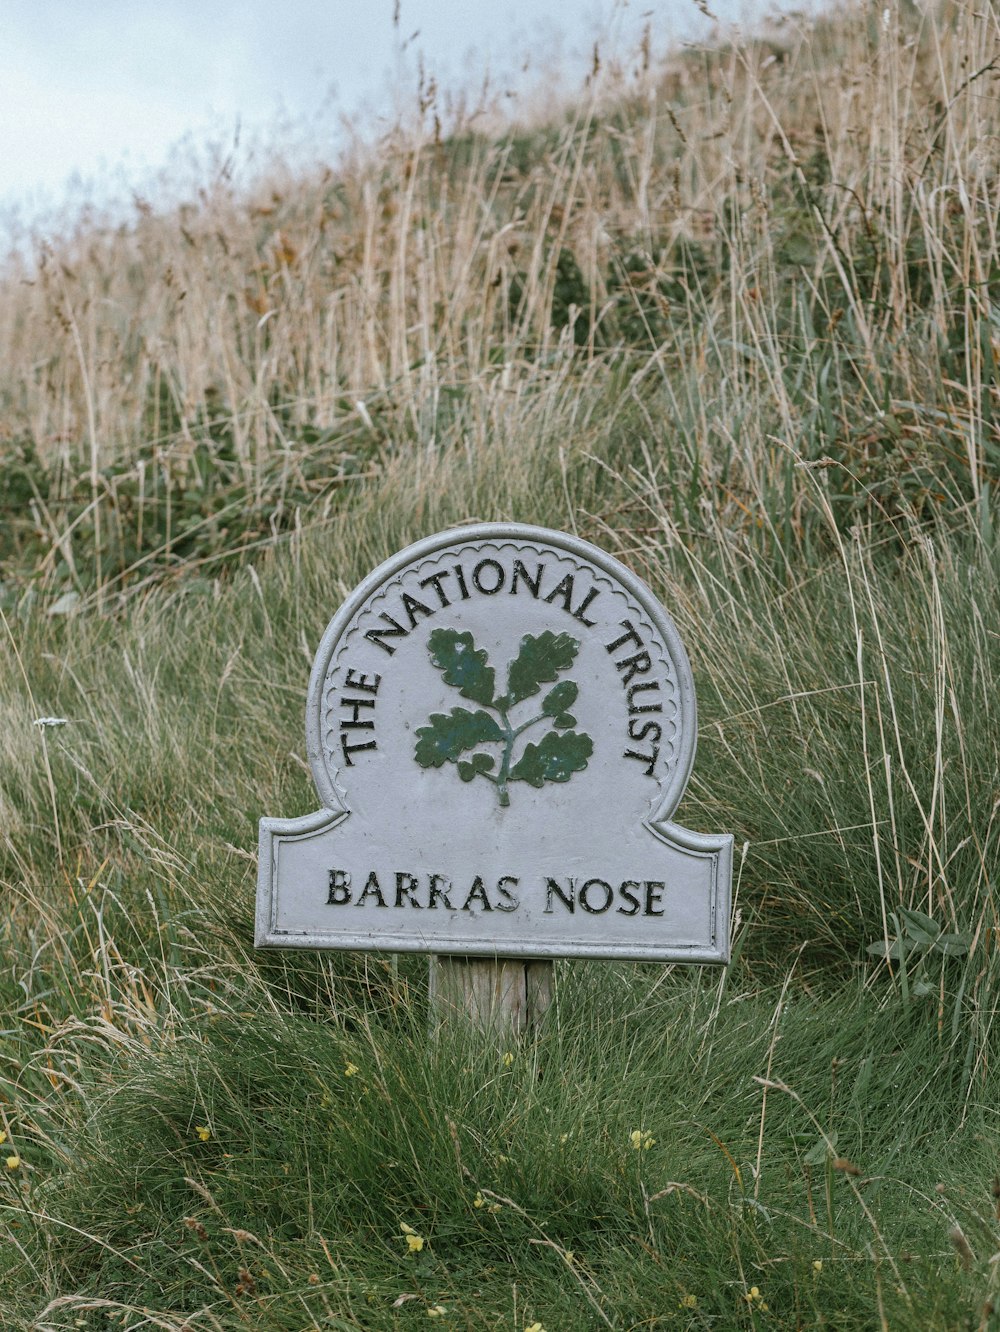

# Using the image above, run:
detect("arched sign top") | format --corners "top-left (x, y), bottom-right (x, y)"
top-left (305, 523), bottom-right (697, 826)
top-left (258, 524), bottom-right (731, 964)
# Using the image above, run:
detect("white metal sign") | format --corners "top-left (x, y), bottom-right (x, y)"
top-left (256, 524), bottom-right (732, 962)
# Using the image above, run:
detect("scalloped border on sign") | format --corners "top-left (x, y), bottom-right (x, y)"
top-left (304, 523), bottom-right (697, 823)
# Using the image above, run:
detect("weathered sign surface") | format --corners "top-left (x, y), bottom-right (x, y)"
top-left (257, 524), bottom-right (732, 962)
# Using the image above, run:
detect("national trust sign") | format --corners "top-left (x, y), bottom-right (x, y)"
top-left (256, 524), bottom-right (733, 964)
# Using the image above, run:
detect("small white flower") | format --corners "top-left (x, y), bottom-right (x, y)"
top-left (34, 717), bottom-right (69, 728)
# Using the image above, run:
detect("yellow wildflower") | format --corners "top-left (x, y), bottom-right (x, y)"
top-left (0, 1131), bottom-right (6, 1145)
top-left (744, 1286), bottom-right (768, 1310)
top-left (679, 1293), bottom-right (697, 1309)
top-left (401, 1222), bottom-right (425, 1252)
top-left (812, 1259), bottom-right (823, 1272)
top-left (194, 1125), bottom-right (211, 1142)
top-left (502, 1052), bottom-right (514, 1067)
top-left (427, 1305), bottom-right (447, 1317)
top-left (5, 1155), bottom-right (20, 1170)
top-left (473, 1192), bottom-right (485, 1208)
top-left (487, 1202), bottom-right (501, 1214)
top-left (344, 1062), bottom-right (359, 1077)
top-left (525, 1322), bottom-right (546, 1332)
top-left (629, 1128), bottom-right (655, 1150)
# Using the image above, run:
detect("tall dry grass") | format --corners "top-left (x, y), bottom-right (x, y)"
top-left (1, 0), bottom-right (997, 608)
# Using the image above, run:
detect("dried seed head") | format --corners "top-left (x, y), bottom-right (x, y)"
top-left (949, 1224), bottom-right (974, 1270)
top-left (833, 1157), bottom-right (861, 1176)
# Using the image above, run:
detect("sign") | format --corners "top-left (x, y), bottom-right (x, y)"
top-left (256, 524), bottom-right (732, 962)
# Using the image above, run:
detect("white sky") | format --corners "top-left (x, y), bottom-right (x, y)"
top-left (1, 0), bottom-right (784, 226)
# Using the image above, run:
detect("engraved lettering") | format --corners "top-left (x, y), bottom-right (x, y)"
top-left (571, 584), bottom-right (600, 627)
top-left (400, 591), bottom-right (434, 628)
top-left (628, 719), bottom-right (662, 746)
top-left (418, 571), bottom-right (453, 608)
top-left (579, 878), bottom-right (614, 914)
top-left (340, 679), bottom-right (378, 765)
top-left (644, 881), bottom-right (666, 916)
top-left (510, 559), bottom-right (544, 598)
top-left (327, 869), bottom-right (352, 905)
top-left (617, 880), bottom-right (641, 916)
top-left (472, 558), bottom-right (505, 595)
top-left (616, 648), bottom-right (652, 688)
top-left (394, 872), bottom-right (422, 908)
top-left (365, 612), bottom-right (409, 655)
top-left (344, 668), bottom-right (382, 694)
top-left (461, 876), bottom-right (492, 911)
top-left (605, 619), bottom-right (644, 654)
top-left (428, 874), bottom-right (455, 910)
top-left (356, 871), bottom-right (388, 908)
top-left (627, 680), bottom-right (661, 713)
top-left (544, 572), bottom-right (575, 613)
top-left (339, 697), bottom-right (375, 728)
top-left (624, 746), bottom-right (659, 776)
top-left (341, 735), bottom-right (377, 765)
top-left (495, 875), bottom-right (520, 912)
top-left (544, 876), bottom-right (575, 913)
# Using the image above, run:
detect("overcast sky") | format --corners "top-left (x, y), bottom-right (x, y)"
top-left (2, 0), bottom-right (786, 225)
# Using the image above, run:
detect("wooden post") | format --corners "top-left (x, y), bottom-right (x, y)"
top-left (429, 956), bottom-right (553, 1033)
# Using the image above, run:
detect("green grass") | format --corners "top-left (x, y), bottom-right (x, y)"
top-left (2, 0), bottom-right (1000, 1325)
top-left (5, 964), bottom-right (999, 1327)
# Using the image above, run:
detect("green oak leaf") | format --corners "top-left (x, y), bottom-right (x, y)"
top-left (426, 627), bottom-right (496, 707)
top-left (414, 708), bottom-right (502, 768)
top-left (509, 729), bottom-right (593, 787)
top-left (541, 679), bottom-right (579, 716)
top-left (505, 631), bottom-right (580, 707)
top-left (457, 753), bottom-right (496, 783)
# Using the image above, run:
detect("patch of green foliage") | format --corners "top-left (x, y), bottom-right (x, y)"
top-left (3, 961), bottom-right (997, 1327)
top-left (0, 402), bottom-right (382, 612)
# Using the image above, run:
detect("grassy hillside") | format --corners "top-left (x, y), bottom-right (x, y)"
top-left (1, 1), bottom-right (999, 1327)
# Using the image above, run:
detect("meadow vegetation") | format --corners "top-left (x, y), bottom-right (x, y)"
top-left (1, 0), bottom-right (999, 1326)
